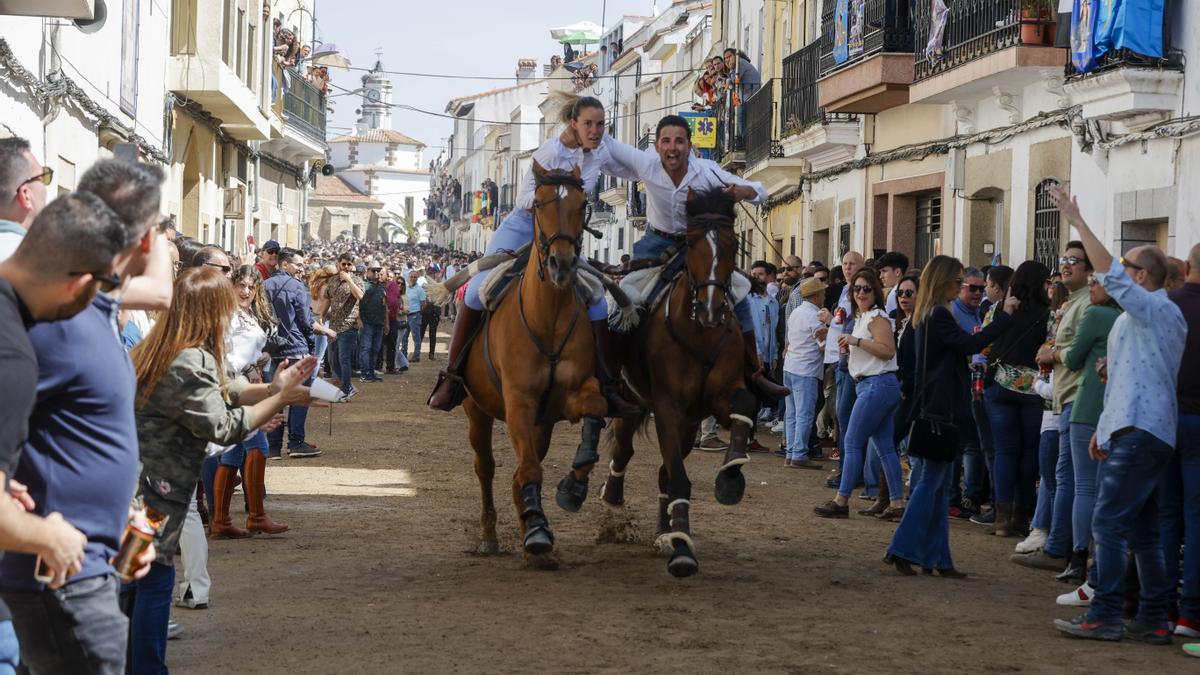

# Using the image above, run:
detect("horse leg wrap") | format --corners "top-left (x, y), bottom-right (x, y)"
top-left (665, 499), bottom-right (694, 549)
top-left (600, 460), bottom-right (626, 507)
top-left (571, 416), bottom-right (605, 470)
top-left (655, 494), bottom-right (670, 536)
top-left (520, 482), bottom-right (554, 549)
top-left (722, 390), bottom-right (757, 470)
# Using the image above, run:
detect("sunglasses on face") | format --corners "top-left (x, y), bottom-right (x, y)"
top-left (896, 289), bottom-right (916, 299)
top-left (1059, 256), bottom-right (1084, 267)
top-left (962, 284), bottom-right (985, 294)
top-left (815, 275), bottom-right (829, 283)
top-left (852, 285), bottom-right (874, 295)
top-left (1119, 256), bottom-right (1143, 272)
top-left (69, 270), bottom-right (122, 293)
top-left (17, 167), bottom-right (53, 193)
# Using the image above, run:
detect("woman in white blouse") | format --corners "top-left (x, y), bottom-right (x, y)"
top-left (814, 269), bottom-right (907, 520)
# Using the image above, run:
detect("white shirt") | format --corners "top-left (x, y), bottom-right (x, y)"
top-left (602, 139), bottom-right (767, 234)
top-left (785, 301), bottom-right (825, 378)
top-left (0, 230), bottom-right (25, 262)
top-left (847, 308), bottom-right (898, 379)
top-left (516, 136), bottom-right (627, 211)
top-left (824, 285), bottom-right (852, 364)
top-left (885, 286), bottom-right (898, 314)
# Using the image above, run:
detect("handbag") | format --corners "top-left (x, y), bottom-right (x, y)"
top-left (262, 322), bottom-right (290, 358)
top-left (989, 309), bottom-right (1050, 395)
top-left (904, 319), bottom-right (960, 463)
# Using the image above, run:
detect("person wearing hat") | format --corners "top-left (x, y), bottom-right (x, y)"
top-left (255, 240), bottom-right (280, 280)
top-left (358, 261), bottom-right (388, 382)
top-left (783, 276), bottom-right (831, 470)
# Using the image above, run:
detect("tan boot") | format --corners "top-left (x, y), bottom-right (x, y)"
top-left (245, 451), bottom-right (289, 535)
top-left (859, 471), bottom-right (890, 516)
top-left (209, 465), bottom-right (251, 539)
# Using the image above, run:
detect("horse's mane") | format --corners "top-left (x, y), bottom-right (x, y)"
top-left (685, 187), bottom-right (736, 221)
top-left (535, 170), bottom-right (585, 189)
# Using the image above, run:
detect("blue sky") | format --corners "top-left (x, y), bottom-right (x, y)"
top-left (316, 0), bottom-right (659, 160)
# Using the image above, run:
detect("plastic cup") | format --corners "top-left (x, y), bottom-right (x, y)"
top-left (309, 377), bottom-right (345, 403)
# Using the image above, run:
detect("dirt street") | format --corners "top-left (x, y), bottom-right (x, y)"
top-left (169, 328), bottom-right (1189, 673)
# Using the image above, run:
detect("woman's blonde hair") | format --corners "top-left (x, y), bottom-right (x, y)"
top-left (547, 91), bottom-right (604, 124)
top-left (911, 255), bottom-right (964, 327)
top-left (132, 267), bottom-right (236, 405)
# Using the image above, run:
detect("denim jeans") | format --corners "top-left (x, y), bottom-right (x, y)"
top-left (1069, 421), bottom-right (1100, 554)
top-left (0, 620), bottom-right (15, 674)
top-left (1031, 428), bottom-right (1059, 531)
top-left (4, 574), bottom-right (126, 674)
top-left (1159, 413), bottom-right (1200, 621)
top-left (383, 318), bottom-right (401, 370)
top-left (335, 328), bottom-right (359, 395)
top-left (120, 562), bottom-right (175, 675)
top-left (1087, 428), bottom-right (1173, 626)
top-left (266, 361), bottom-right (315, 451)
top-left (1044, 402), bottom-right (1074, 558)
top-left (835, 367), bottom-right (856, 482)
top-left (403, 313), bottom-right (423, 360)
top-left (313, 333), bottom-right (329, 373)
top-left (959, 401), bottom-right (990, 507)
top-left (888, 457), bottom-right (954, 571)
top-left (984, 384), bottom-right (1042, 506)
top-left (837, 373), bottom-right (903, 500)
top-left (633, 230), bottom-right (753, 328)
top-left (359, 322), bottom-right (385, 379)
top-left (783, 372), bottom-right (820, 461)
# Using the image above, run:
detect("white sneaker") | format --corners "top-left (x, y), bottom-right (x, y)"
top-left (770, 420), bottom-right (785, 434)
top-left (758, 408), bottom-right (773, 422)
top-left (1014, 528), bottom-right (1048, 554)
top-left (167, 620), bottom-right (183, 640)
top-left (1056, 582), bottom-right (1094, 607)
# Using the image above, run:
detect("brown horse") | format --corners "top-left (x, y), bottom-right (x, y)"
top-left (461, 162), bottom-right (608, 562)
top-left (597, 189), bottom-right (758, 577)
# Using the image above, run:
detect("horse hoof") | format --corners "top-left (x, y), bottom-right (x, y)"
top-left (600, 476), bottom-right (625, 508)
top-left (523, 528), bottom-right (554, 556)
top-left (476, 540), bottom-right (500, 555)
top-left (555, 473), bottom-right (588, 513)
top-left (525, 552), bottom-right (560, 571)
top-left (714, 466), bottom-right (746, 506)
top-left (667, 541), bottom-right (699, 578)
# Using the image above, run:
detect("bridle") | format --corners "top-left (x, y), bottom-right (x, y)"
top-left (683, 213), bottom-right (736, 322)
top-left (529, 172), bottom-right (590, 281)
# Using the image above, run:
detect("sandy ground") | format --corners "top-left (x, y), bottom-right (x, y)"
top-left (168, 325), bottom-right (1192, 673)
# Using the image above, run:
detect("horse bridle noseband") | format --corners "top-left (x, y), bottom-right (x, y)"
top-left (530, 173), bottom-right (596, 281)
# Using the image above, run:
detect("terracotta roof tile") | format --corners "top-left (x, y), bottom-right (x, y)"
top-left (311, 175), bottom-right (386, 206)
top-left (327, 129), bottom-right (426, 147)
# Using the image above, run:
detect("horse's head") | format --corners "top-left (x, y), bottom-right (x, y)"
top-left (684, 188), bottom-right (738, 329)
top-left (530, 161), bottom-right (588, 290)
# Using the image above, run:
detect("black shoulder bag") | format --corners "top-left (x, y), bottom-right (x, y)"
top-left (904, 318), bottom-right (960, 463)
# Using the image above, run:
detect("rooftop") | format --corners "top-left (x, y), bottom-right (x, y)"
top-left (328, 129), bottom-right (426, 147)
top-left (311, 175), bottom-right (386, 207)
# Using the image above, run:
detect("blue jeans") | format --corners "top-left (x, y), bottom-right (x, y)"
top-left (313, 333), bottom-right (329, 373)
top-left (783, 372), bottom-right (820, 461)
top-left (888, 457), bottom-right (954, 570)
top-left (1031, 428), bottom-right (1059, 531)
top-left (1044, 402), bottom-right (1074, 558)
top-left (120, 562), bottom-right (175, 675)
top-left (403, 313), bottom-right (423, 360)
top-left (0, 621), bottom-right (16, 674)
top-left (984, 384), bottom-right (1042, 506)
top-left (633, 230), bottom-right (752, 328)
top-left (359, 322), bottom-right (385, 379)
top-left (335, 328), bottom-right (359, 395)
top-left (1069, 421), bottom-right (1100, 554)
top-left (266, 359), bottom-right (315, 451)
top-left (838, 373), bottom-right (902, 500)
top-left (1159, 413), bottom-right (1200, 621)
top-left (1087, 428), bottom-right (1173, 626)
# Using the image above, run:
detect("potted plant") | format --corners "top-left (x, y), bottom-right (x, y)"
top-left (1020, 0), bottom-right (1055, 46)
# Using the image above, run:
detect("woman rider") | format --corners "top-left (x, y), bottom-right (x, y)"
top-left (428, 93), bottom-right (639, 415)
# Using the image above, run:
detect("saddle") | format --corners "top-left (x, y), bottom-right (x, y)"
top-left (612, 249), bottom-right (751, 332)
top-left (477, 246), bottom-right (605, 312)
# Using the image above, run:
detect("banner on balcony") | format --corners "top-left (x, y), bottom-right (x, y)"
top-left (1073, 0), bottom-right (1165, 72)
top-left (925, 0), bottom-right (949, 67)
top-left (680, 112), bottom-right (716, 151)
top-left (848, 0), bottom-right (866, 58)
top-left (834, 0), bottom-right (850, 64)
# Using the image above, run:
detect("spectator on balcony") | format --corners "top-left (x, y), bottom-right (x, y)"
top-left (693, 72), bottom-right (717, 112)
top-left (724, 48), bottom-right (761, 102)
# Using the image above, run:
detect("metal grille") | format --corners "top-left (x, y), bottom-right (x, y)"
top-left (1033, 180), bottom-right (1061, 270)
top-left (915, 193), bottom-right (942, 269)
top-left (838, 223), bottom-right (850, 258)
top-left (913, 0), bottom-right (1021, 82)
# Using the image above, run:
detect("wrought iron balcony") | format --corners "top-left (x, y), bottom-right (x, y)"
top-left (637, 132), bottom-right (654, 151)
top-left (819, 0), bottom-right (914, 78)
top-left (782, 41), bottom-right (857, 136)
top-left (711, 95), bottom-right (744, 165)
top-left (914, 0), bottom-right (1026, 82)
top-left (627, 181), bottom-right (646, 220)
top-left (590, 176), bottom-right (614, 214)
top-left (281, 72), bottom-right (327, 144)
top-left (744, 79), bottom-right (779, 168)
top-left (1064, 0), bottom-right (1182, 79)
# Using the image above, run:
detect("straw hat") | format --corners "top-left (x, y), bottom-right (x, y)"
top-left (799, 276), bottom-right (828, 299)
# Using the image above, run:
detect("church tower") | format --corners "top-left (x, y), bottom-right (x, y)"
top-left (357, 51), bottom-right (393, 132)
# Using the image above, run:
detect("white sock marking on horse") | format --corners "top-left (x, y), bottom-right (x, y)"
top-left (608, 460), bottom-right (625, 478)
top-left (729, 414), bottom-right (754, 427)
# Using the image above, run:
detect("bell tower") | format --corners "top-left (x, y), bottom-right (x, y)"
top-left (357, 49), bottom-right (393, 131)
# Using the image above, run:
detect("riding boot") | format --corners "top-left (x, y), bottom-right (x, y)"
top-left (245, 451), bottom-right (289, 535)
top-left (209, 465), bottom-right (250, 538)
top-left (428, 306), bottom-right (483, 411)
top-left (591, 320), bottom-right (641, 417)
top-left (741, 330), bottom-right (790, 400)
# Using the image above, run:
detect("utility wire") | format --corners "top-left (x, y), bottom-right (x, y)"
top-left (336, 62), bottom-right (707, 81)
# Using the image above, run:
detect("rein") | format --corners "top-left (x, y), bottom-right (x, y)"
top-left (530, 174), bottom-right (588, 281)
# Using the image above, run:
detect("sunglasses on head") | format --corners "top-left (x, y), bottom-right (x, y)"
top-left (1119, 256), bottom-right (1143, 272)
top-left (896, 289), bottom-right (916, 299)
top-left (203, 262), bottom-right (233, 275)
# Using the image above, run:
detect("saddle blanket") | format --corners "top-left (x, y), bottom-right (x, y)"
top-left (618, 259), bottom-right (751, 317)
top-left (479, 255), bottom-right (604, 312)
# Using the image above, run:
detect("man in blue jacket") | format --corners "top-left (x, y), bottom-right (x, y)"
top-left (264, 248), bottom-right (320, 459)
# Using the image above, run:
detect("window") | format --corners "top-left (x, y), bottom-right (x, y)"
top-left (1033, 180), bottom-right (1061, 270)
top-left (171, 0), bottom-right (196, 54)
top-left (790, 235), bottom-right (796, 256)
top-left (1120, 219), bottom-right (1168, 254)
top-left (838, 223), bottom-right (850, 258)
top-left (915, 192), bottom-right (943, 269)
top-left (617, 226), bottom-right (625, 250)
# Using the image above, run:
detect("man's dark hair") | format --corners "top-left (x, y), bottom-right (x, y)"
top-left (175, 237), bottom-right (204, 267)
top-left (12, 191), bottom-right (126, 273)
top-left (279, 247), bottom-right (305, 265)
top-left (656, 115), bottom-right (691, 141)
top-left (751, 259), bottom-right (769, 271)
top-left (77, 159), bottom-right (166, 246)
top-left (337, 252), bottom-right (355, 263)
top-left (1065, 240), bottom-right (1093, 271)
top-left (190, 245), bottom-right (226, 268)
top-left (876, 251), bottom-right (909, 273)
top-left (987, 265), bottom-right (1014, 291)
top-left (0, 137), bottom-right (34, 199)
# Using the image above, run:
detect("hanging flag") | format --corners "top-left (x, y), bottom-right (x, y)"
top-left (925, 0), bottom-right (950, 67)
top-left (1099, 0), bottom-right (1165, 58)
top-left (834, 0), bottom-right (850, 65)
top-left (1072, 0), bottom-right (1103, 72)
top-left (848, 0), bottom-right (866, 58)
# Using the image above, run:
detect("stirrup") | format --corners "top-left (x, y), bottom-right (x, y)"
top-left (427, 370), bottom-right (466, 411)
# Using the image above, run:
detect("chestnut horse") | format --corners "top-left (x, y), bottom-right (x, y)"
top-left (462, 163), bottom-right (608, 563)
top-left (596, 189), bottom-right (758, 577)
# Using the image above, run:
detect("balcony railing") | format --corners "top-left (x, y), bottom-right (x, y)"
top-left (627, 181), bottom-right (646, 219)
top-left (744, 79), bottom-right (778, 167)
top-left (637, 132), bottom-right (654, 151)
top-left (712, 94), bottom-right (743, 164)
top-left (913, 0), bottom-right (1032, 82)
top-left (281, 71), bottom-right (327, 142)
top-left (1064, 0), bottom-right (1182, 78)
top-left (498, 183), bottom-right (513, 213)
top-left (591, 176), bottom-right (614, 214)
top-left (820, 0), bottom-right (914, 77)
